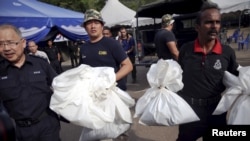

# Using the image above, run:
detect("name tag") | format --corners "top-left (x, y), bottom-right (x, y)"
top-left (33, 71), bottom-right (41, 74)
top-left (0, 76), bottom-right (8, 80)
top-left (98, 51), bottom-right (107, 55)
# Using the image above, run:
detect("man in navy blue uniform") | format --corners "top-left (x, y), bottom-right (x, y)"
top-left (0, 24), bottom-right (60, 141)
top-left (44, 40), bottom-right (63, 74)
top-left (177, 2), bottom-right (239, 141)
top-left (80, 9), bottom-right (133, 91)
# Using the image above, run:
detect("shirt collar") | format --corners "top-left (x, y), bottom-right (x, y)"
top-left (1, 54), bottom-right (33, 69)
top-left (194, 38), bottom-right (222, 54)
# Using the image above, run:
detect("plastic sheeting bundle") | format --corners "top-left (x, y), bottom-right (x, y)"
top-left (50, 64), bottom-right (135, 132)
top-left (213, 66), bottom-right (250, 125)
top-left (134, 59), bottom-right (199, 126)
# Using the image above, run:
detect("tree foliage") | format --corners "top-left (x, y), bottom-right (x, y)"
top-left (40, 0), bottom-right (156, 13)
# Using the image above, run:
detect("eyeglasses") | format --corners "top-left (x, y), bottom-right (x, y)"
top-left (0, 39), bottom-right (23, 48)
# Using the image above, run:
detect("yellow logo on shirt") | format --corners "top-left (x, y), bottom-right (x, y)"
top-left (98, 51), bottom-right (107, 55)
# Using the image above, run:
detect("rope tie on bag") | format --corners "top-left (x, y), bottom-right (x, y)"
top-left (92, 82), bottom-right (117, 101)
top-left (158, 85), bottom-right (167, 90)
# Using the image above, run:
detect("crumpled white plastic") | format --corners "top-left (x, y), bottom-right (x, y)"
top-left (79, 120), bottom-right (130, 141)
top-left (213, 66), bottom-right (250, 125)
top-left (50, 64), bottom-right (135, 129)
top-left (134, 59), bottom-right (200, 126)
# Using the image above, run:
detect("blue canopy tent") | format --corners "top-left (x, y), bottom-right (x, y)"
top-left (0, 0), bottom-right (89, 42)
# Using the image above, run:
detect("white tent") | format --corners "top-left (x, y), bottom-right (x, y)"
top-left (211, 0), bottom-right (250, 14)
top-left (137, 0), bottom-right (250, 18)
top-left (101, 0), bottom-right (250, 27)
top-left (100, 0), bottom-right (161, 27)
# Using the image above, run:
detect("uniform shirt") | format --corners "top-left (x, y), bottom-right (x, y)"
top-left (0, 55), bottom-right (57, 120)
top-left (178, 39), bottom-right (239, 99)
top-left (120, 36), bottom-right (135, 57)
top-left (44, 46), bottom-right (60, 61)
top-left (79, 37), bottom-right (127, 90)
top-left (154, 29), bottom-right (176, 59)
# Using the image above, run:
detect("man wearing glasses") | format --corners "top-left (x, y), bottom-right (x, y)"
top-left (0, 24), bottom-right (61, 141)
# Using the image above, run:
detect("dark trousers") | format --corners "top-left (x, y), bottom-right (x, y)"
top-left (50, 60), bottom-right (63, 74)
top-left (176, 102), bottom-right (227, 141)
top-left (70, 55), bottom-right (78, 68)
top-left (15, 114), bottom-right (61, 141)
top-left (128, 55), bottom-right (136, 80)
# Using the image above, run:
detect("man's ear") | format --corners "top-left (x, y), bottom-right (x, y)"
top-left (195, 24), bottom-right (200, 32)
top-left (22, 39), bottom-right (26, 49)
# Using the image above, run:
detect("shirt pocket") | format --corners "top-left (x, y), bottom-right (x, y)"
top-left (0, 77), bottom-right (20, 101)
top-left (28, 73), bottom-right (51, 94)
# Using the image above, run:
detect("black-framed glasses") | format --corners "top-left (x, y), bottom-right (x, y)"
top-left (0, 39), bottom-right (23, 48)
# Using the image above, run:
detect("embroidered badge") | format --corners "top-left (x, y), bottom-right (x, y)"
top-left (0, 76), bottom-right (7, 80)
top-left (34, 71), bottom-right (41, 74)
top-left (98, 51), bottom-right (107, 55)
top-left (81, 54), bottom-right (86, 59)
top-left (213, 59), bottom-right (222, 70)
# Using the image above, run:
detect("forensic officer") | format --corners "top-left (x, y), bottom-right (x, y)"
top-left (0, 24), bottom-right (61, 141)
top-left (80, 9), bottom-right (133, 91)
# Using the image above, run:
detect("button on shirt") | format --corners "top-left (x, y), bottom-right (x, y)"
top-left (0, 55), bottom-right (57, 120)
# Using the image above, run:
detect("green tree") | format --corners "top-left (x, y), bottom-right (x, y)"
top-left (41, 0), bottom-right (105, 12)
top-left (40, 0), bottom-right (156, 12)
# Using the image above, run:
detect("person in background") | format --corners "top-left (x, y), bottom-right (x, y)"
top-left (177, 2), bottom-right (239, 141)
top-left (0, 24), bottom-right (61, 141)
top-left (103, 26), bottom-right (113, 38)
top-left (28, 40), bottom-right (50, 63)
top-left (115, 31), bottom-right (121, 40)
top-left (119, 27), bottom-right (137, 83)
top-left (44, 39), bottom-right (63, 74)
top-left (154, 14), bottom-right (179, 61)
top-left (68, 41), bottom-right (78, 68)
top-left (80, 9), bottom-right (133, 91)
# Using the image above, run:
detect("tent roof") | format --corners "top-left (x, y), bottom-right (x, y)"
top-left (0, 0), bottom-right (88, 42)
top-left (100, 0), bottom-right (161, 27)
top-left (213, 0), bottom-right (250, 13)
top-left (101, 0), bottom-right (135, 27)
top-left (136, 0), bottom-right (250, 18)
top-left (136, 0), bottom-right (203, 18)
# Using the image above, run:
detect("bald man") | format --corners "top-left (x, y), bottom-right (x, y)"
top-left (28, 40), bottom-right (50, 63)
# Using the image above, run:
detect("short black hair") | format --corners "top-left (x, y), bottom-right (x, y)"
top-left (195, 1), bottom-right (220, 25)
top-left (103, 26), bottom-right (111, 31)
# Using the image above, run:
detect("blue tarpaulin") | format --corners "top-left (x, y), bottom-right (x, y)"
top-left (0, 0), bottom-right (89, 42)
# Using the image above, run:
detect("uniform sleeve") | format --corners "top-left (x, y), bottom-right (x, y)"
top-left (227, 46), bottom-right (239, 76)
top-left (44, 61), bottom-right (57, 85)
top-left (55, 46), bottom-right (60, 54)
top-left (79, 45), bottom-right (83, 64)
top-left (165, 31), bottom-right (176, 42)
top-left (111, 40), bottom-right (128, 63)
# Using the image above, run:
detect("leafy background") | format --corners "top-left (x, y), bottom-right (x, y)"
top-left (40, 0), bottom-right (157, 13)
